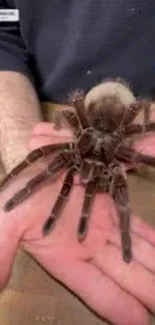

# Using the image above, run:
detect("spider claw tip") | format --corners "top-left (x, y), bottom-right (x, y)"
top-left (42, 217), bottom-right (56, 236)
top-left (4, 200), bottom-right (14, 212)
top-left (77, 217), bottom-right (88, 240)
top-left (123, 249), bottom-right (132, 263)
top-left (77, 233), bottom-right (85, 242)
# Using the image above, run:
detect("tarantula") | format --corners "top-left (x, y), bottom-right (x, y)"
top-left (1, 79), bottom-right (155, 263)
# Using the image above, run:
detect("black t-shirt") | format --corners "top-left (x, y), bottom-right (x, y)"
top-left (0, 0), bottom-right (155, 102)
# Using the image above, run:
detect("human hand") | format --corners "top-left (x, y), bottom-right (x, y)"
top-left (0, 122), bottom-right (155, 325)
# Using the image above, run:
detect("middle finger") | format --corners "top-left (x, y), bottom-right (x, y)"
top-left (92, 242), bottom-right (155, 313)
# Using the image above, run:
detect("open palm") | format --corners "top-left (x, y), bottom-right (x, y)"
top-left (0, 122), bottom-right (155, 325)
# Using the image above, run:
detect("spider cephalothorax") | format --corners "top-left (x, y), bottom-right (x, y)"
top-left (1, 78), bottom-right (155, 263)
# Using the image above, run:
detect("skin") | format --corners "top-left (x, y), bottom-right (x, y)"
top-left (0, 122), bottom-right (155, 325)
top-left (0, 72), bottom-right (41, 172)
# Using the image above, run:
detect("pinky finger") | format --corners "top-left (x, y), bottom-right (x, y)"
top-left (49, 259), bottom-right (150, 325)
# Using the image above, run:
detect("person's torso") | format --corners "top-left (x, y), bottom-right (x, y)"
top-left (9, 0), bottom-right (155, 102)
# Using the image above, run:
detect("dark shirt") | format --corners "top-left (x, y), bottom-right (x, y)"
top-left (0, 0), bottom-right (155, 103)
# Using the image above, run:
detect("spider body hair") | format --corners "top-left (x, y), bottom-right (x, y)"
top-left (83, 80), bottom-right (135, 134)
top-left (84, 79), bottom-right (136, 109)
top-left (1, 77), bottom-right (155, 264)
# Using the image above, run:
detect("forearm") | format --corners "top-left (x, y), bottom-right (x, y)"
top-left (0, 72), bottom-right (42, 173)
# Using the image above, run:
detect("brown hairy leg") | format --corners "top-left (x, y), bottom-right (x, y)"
top-left (71, 90), bottom-right (90, 129)
top-left (0, 142), bottom-right (73, 191)
top-left (4, 151), bottom-right (73, 212)
top-left (112, 173), bottom-right (132, 263)
top-left (78, 179), bottom-right (98, 240)
top-left (77, 158), bottom-right (109, 240)
top-left (43, 167), bottom-right (75, 235)
top-left (116, 145), bottom-right (155, 167)
top-left (62, 110), bottom-right (83, 137)
top-left (123, 100), bottom-right (151, 125)
top-left (124, 122), bottom-right (155, 136)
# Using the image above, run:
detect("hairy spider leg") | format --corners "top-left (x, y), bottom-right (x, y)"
top-left (143, 101), bottom-right (151, 127)
top-left (42, 167), bottom-right (76, 235)
top-left (111, 173), bottom-right (132, 263)
top-left (136, 153), bottom-right (155, 166)
top-left (4, 151), bottom-right (72, 212)
top-left (78, 160), bottom-right (108, 240)
top-left (62, 110), bottom-right (83, 137)
top-left (0, 143), bottom-right (72, 191)
top-left (124, 122), bottom-right (155, 137)
top-left (62, 92), bottom-right (90, 138)
top-left (116, 145), bottom-right (155, 168)
top-left (78, 178), bottom-right (98, 240)
top-left (72, 91), bottom-right (90, 129)
top-left (123, 100), bottom-right (151, 125)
